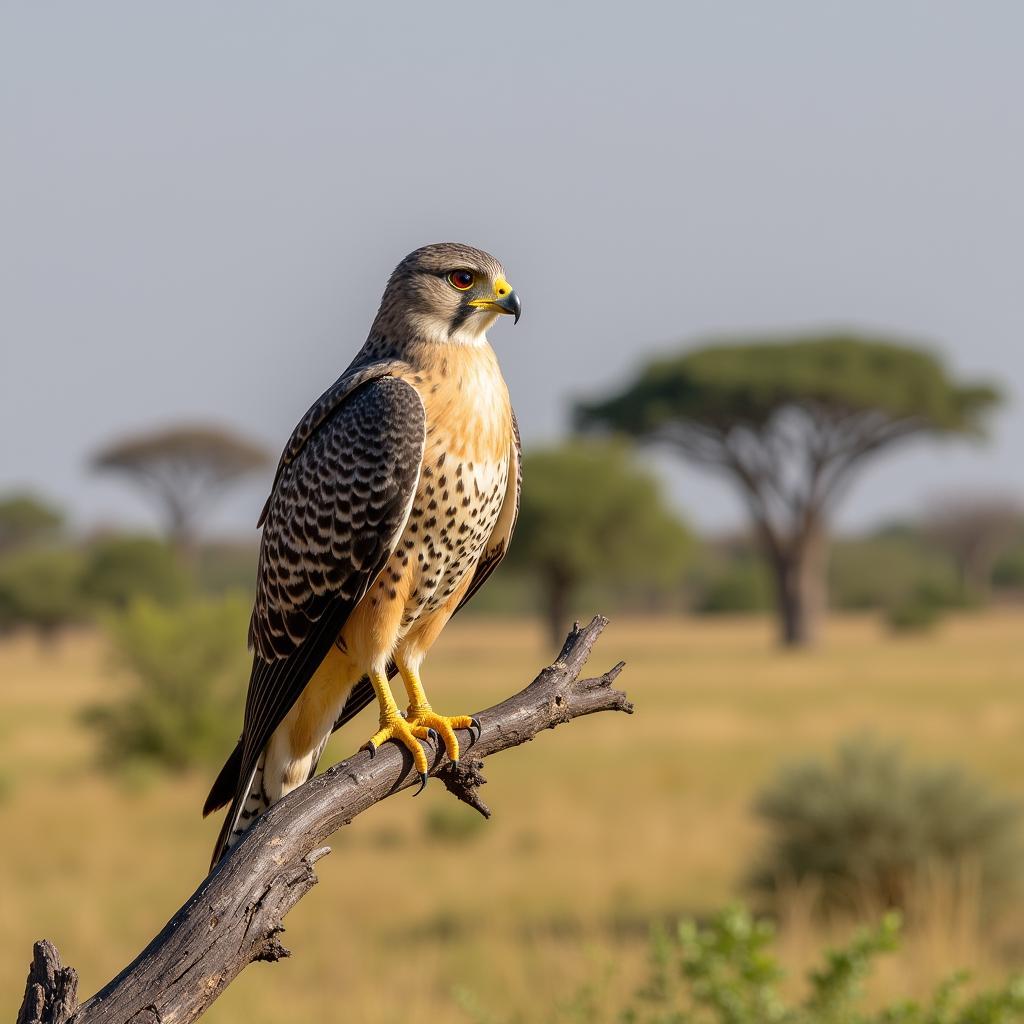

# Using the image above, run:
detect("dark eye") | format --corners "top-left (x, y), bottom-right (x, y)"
top-left (448, 270), bottom-right (475, 291)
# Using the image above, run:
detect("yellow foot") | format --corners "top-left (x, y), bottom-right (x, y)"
top-left (405, 706), bottom-right (480, 764)
top-left (362, 715), bottom-right (432, 794)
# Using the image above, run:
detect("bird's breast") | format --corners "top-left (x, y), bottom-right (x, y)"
top-left (385, 344), bottom-right (513, 631)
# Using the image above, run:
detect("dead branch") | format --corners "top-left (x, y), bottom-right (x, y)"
top-left (17, 616), bottom-right (630, 1024)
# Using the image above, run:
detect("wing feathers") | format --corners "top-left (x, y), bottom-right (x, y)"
top-left (211, 373), bottom-right (425, 843)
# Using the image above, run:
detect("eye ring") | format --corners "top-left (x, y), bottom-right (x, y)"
top-left (448, 270), bottom-right (475, 291)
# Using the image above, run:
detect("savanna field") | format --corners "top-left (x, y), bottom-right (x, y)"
top-left (2, 611), bottom-right (1023, 1022)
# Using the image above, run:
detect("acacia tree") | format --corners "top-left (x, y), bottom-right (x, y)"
top-left (577, 334), bottom-right (999, 647)
top-left (91, 425), bottom-right (270, 552)
top-left (507, 441), bottom-right (691, 646)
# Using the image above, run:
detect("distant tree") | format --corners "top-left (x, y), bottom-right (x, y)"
top-left (923, 494), bottom-right (1022, 600)
top-left (0, 492), bottom-right (64, 552)
top-left (577, 334), bottom-right (999, 647)
top-left (0, 548), bottom-right (84, 643)
top-left (507, 441), bottom-right (691, 646)
top-left (91, 424), bottom-right (270, 551)
top-left (80, 534), bottom-right (192, 610)
top-left (85, 595), bottom-right (249, 773)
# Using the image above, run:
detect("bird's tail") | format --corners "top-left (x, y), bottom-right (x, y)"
top-left (208, 752), bottom-right (268, 870)
top-left (204, 671), bottom-right (377, 871)
top-left (206, 734), bottom-right (335, 871)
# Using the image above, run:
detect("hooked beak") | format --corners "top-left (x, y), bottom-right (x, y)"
top-left (468, 278), bottom-right (522, 324)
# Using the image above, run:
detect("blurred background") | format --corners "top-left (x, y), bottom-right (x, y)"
top-left (2, 3), bottom-right (1023, 1022)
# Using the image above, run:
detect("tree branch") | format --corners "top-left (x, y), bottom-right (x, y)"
top-left (16, 616), bottom-right (630, 1024)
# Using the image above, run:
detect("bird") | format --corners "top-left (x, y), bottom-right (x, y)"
top-left (203, 242), bottom-right (522, 867)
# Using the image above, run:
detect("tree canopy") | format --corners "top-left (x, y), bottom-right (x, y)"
top-left (91, 424), bottom-right (271, 550)
top-left (578, 334), bottom-right (997, 440)
top-left (576, 332), bottom-right (1000, 645)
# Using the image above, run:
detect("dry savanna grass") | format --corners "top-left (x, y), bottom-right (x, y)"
top-left (1, 611), bottom-right (1023, 1022)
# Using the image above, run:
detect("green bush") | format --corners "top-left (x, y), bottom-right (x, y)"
top-left (993, 539), bottom-right (1024, 590)
top-left (747, 736), bottom-right (1024, 919)
top-left (692, 557), bottom-right (772, 615)
top-left (80, 535), bottom-right (191, 610)
top-left (459, 907), bottom-right (1024, 1023)
top-left (0, 491), bottom-right (64, 552)
top-left (193, 541), bottom-right (258, 596)
top-left (0, 547), bottom-right (85, 639)
top-left (829, 533), bottom-right (961, 611)
top-left (885, 596), bottom-right (943, 633)
top-left (622, 908), bottom-right (1024, 1024)
top-left (86, 595), bottom-right (249, 773)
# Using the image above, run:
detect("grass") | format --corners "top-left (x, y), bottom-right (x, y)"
top-left (1, 610), bottom-right (1023, 1022)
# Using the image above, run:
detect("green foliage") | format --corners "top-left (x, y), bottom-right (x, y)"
top-left (80, 535), bottom-right (191, 610)
top-left (576, 333), bottom-right (1000, 649)
top-left (689, 547), bottom-right (772, 615)
top-left (748, 737), bottom-right (1024, 918)
top-left (459, 907), bottom-right (1024, 1023)
top-left (828, 533), bottom-right (961, 612)
top-left (193, 541), bottom-right (258, 595)
top-left (0, 547), bottom-right (85, 639)
top-left (624, 907), bottom-right (1024, 1024)
top-left (508, 441), bottom-right (691, 635)
top-left (992, 537), bottom-right (1024, 590)
top-left (86, 595), bottom-right (249, 773)
top-left (576, 334), bottom-right (999, 437)
top-left (0, 491), bottom-right (64, 552)
top-left (884, 594), bottom-right (944, 633)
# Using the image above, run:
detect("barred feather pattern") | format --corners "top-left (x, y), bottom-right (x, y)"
top-left (249, 374), bottom-right (424, 663)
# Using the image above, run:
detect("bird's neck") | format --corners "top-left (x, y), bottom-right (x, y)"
top-left (358, 310), bottom-right (497, 368)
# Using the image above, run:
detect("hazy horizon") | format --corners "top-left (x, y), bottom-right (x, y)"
top-left (3, 1), bottom-right (1022, 539)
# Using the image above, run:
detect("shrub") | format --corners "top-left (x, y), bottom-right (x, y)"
top-left (993, 539), bottom-right (1024, 590)
top-left (459, 906), bottom-right (1024, 1023)
top-left (0, 547), bottom-right (85, 640)
top-left (747, 736), bottom-right (1024, 919)
top-left (0, 491), bottom-right (64, 552)
top-left (80, 534), bottom-right (192, 610)
top-left (829, 533), bottom-right (961, 611)
top-left (885, 595), bottom-right (943, 633)
top-left (86, 594), bottom-right (249, 772)
top-left (692, 558), bottom-right (772, 615)
top-left (622, 907), bottom-right (1024, 1024)
top-left (193, 541), bottom-right (258, 596)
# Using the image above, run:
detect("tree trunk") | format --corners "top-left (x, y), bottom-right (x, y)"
top-left (544, 568), bottom-right (573, 650)
top-left (771, 528), bottom-right (827, 648)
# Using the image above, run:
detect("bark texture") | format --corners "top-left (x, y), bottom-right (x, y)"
top-left (16, 616), bottom-right (629, 1024)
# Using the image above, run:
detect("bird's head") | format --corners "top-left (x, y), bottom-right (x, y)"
top-left (377, 242), bottom-right (521, 346)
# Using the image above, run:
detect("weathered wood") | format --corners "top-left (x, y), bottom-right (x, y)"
top-left (16, 942), bottom-right (78, 1024)
top-left (17, 617), bottom-right (630, 1024)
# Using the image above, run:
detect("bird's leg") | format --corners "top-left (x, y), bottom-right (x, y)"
top-left (396, 654), bottom-right (479, 764)
top-left (362, 668), bottom-right (430, 793)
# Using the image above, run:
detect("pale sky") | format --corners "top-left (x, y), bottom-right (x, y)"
top-left (2, 1), bottom-right (1021, 536)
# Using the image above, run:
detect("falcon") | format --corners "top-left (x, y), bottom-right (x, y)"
top-left (204, 242), bottom-right (522, 866)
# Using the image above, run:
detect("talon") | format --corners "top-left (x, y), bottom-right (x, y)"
top-left (362, 715), bottom-right (429, 780)
top-left (470, 717), bottom-right (482, 743)
top-left (428, 728), bottom-right (439, 743)
top-left (364, 741), bottom-right (377, 759)
top-left (414, 772), bottom-right (428, 796)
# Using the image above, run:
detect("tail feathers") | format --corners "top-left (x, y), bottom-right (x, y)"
top-left (204, 737), bottom-right (243, 817)
top-left (209, 753), bottom-right (268, 870)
